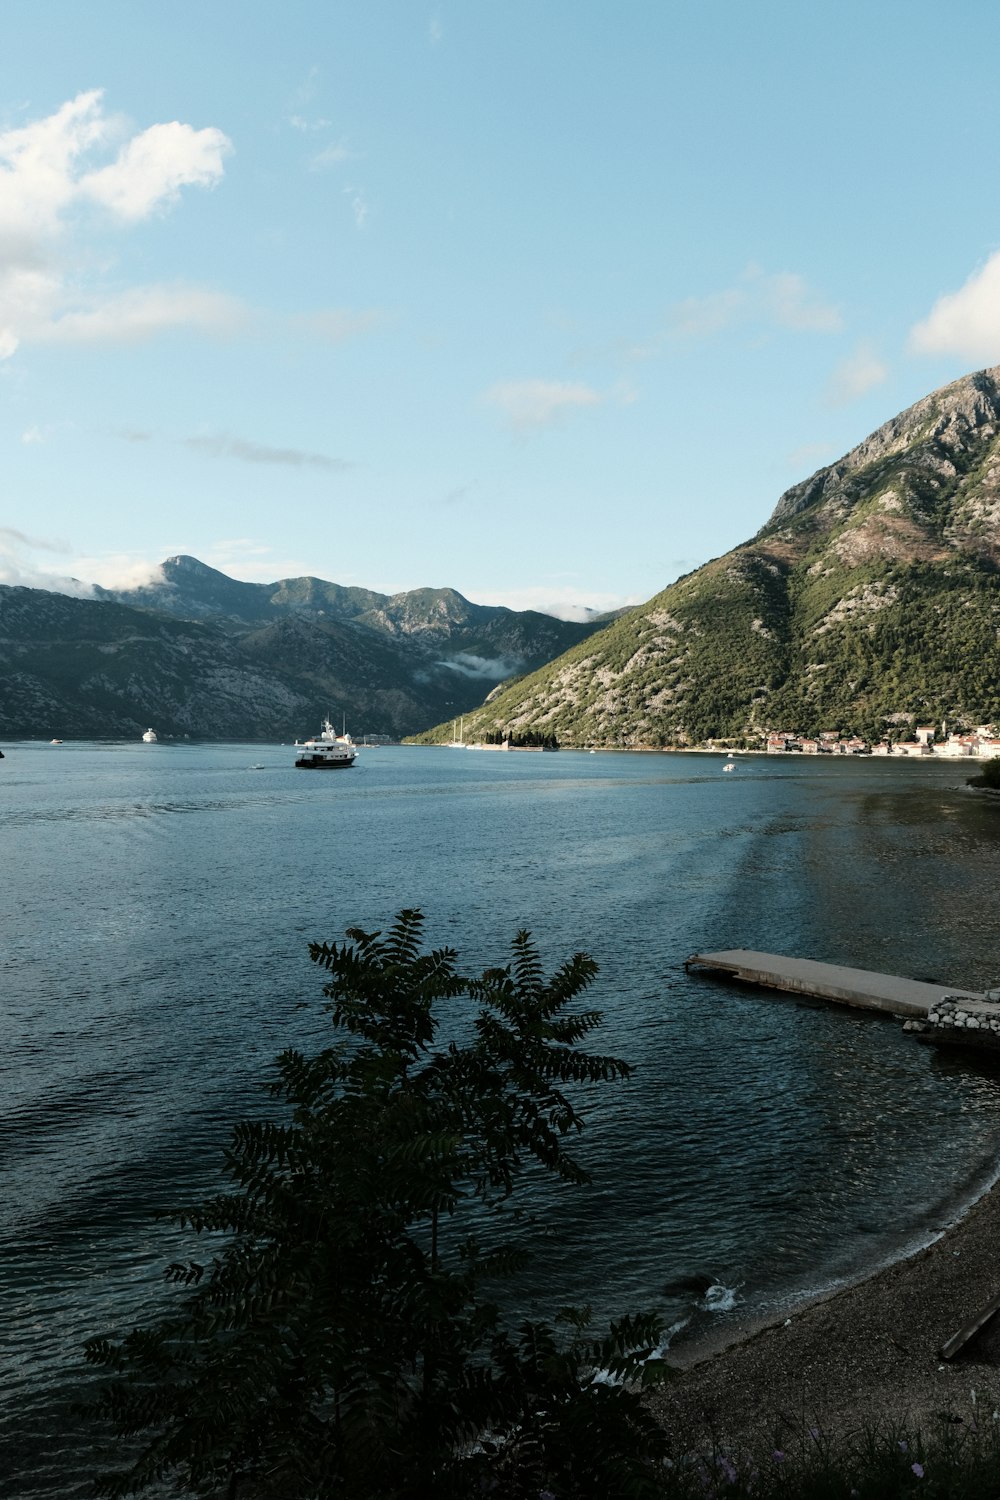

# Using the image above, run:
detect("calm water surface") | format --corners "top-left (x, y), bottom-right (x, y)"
top-left (5, 741), bottom-right (1000, 1493)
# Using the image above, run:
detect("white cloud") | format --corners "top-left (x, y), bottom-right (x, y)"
top-left (483, 378), bottom-right (602, 430)
top-left (0, 91), bottom-right (232, 359)
top-left (437, 652), bottom-right (523, 681)
top-left (826, 340), bottom-right (888, 405)
top-left (669, 265), bottom-right (842, 340)
top-left (72, 555), bottom-right (167, 591)
top-left (81, 119), bottom-right (230, 221)
top-left (909, 252), bottom-right (1000, 361)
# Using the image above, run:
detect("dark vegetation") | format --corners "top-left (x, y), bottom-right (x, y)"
top-left (480, 728), bottom-right (560, 748)
top-left (84, 913), bottom-right (668, 1499)
top-left (83, 912), bottom-right (1000, 1498)
top-left (968, 755), bottom-right (1000, 790)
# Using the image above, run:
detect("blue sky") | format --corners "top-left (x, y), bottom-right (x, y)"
top-left (2, 1), bottom-right (999, 618)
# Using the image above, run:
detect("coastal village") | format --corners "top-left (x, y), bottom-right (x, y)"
top-left (764, 724), bottom-right (1000, 758)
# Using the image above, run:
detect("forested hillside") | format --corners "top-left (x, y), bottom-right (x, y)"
top-left (414, 367), bottom-right (1000, 747)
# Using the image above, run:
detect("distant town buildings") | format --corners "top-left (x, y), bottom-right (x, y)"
top-left (764, 726), bottom-right (1000, 758)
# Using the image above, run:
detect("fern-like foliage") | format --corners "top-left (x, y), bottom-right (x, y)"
top-left (83, 911), bottom-right (667, 1499)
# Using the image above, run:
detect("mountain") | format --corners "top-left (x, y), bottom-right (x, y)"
top-left (0, 562), bottom-right (606, 740)
top-left (415, 367), bottom-right (1000, 748)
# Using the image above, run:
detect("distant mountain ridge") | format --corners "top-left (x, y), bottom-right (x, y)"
top-left (0, 560), bottom-right (607, 740)
top-left (416, 366), bottom-right (1000, 747)
top-left (96, 554), bottom-right (608, 655)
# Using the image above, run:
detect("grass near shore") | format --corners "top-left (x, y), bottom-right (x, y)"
top-left (660, 1412), bottom-right (1000, 1497)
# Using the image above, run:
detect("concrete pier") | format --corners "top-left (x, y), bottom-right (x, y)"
top-left (685, 949), bottom-right (983, 1020)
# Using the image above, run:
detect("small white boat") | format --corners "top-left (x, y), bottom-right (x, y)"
top-left (723, 757), bottom-right (736, 772)
top-left (142, 728), bottom-right (157, 743)
top-left (294, 717), bottom-right (357, 770)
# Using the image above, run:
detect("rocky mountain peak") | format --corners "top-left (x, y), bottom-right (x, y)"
top-left (765, 366), bottom-right (1000, 532)
top-left (421, 364), bottom-right (1000, 749)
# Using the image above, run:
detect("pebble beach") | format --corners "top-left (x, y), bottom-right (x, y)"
top-left (651, 1174), bottom-right (1000, 1454)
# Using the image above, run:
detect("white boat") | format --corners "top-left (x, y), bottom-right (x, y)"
top-left (723, 757), bottom-right (736, 772)
top-left (294, 717), bottom-right (357, 770)
top-left (142, 728), bottom-right (157, 743)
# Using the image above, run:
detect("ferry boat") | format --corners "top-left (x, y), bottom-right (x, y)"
top-left (142, 728), bottom-right (157, 743)
top-left (294, 717), bottom-right (357, 770)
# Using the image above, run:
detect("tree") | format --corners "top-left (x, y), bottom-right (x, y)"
top-left (84, 911), bottom-right (669, 1499)
top-left (969, 755), bottom-right (1000, 790)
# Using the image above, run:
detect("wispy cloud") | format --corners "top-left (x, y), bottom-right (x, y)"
top-left (437, 484), bottom-right (472, 507)
top-left (183, 432), bottom-right (352, 471)
top-left (199, 540), bottom-right (316, 581)
top-left (669, 265), bottom-right (842, 341)
top-left (37, 284), bottom-right (247, 347)
top-left (826, 340), bottom-right (888, 405)
top-left (0, 524), bottom-right (66, 552)
top-left (437, 652), bottom-right (522, 681)
top-left (289, 115), bottom-right (332, 134)
top-left (0, 90), bottom-right (232, 360)
top-left (292, 307), bottom-right (387, 342)
top-left (786, 441), bottom-right (834, 474)
top-left (285, 69), bottom-right (327, 133)
top-left (344, 187), bottom-right (369, 229)
top-left (309, 137), bottom-right (359, 171)
top-left (0, 525), bottom-right (92, 594)
top-left (483, 378), bottom-right (603, 430)
top-left (909, 252), bottom-right (1000, 361)
top-left (467, 581), bottom-right (644, 619)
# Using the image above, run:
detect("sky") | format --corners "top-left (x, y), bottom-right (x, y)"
top-left (2, 2), bottom-right (1000, 619)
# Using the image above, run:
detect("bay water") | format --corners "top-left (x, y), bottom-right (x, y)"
top-left (5, 741), bottom-right (1000, 1493)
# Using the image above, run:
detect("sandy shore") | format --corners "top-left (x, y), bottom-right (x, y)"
top-left (649, 1174), bottom-right (1000, 1452)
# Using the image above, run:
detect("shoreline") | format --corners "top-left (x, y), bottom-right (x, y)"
top-left (650, 1161), bottom-right (1000, 1450)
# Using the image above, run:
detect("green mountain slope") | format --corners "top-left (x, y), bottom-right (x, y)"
top-left (0, 561), bottom-right (608, 740)
top-left (415, 367), bottom-right (1000, 747)
top-left (97, 555), bottom-right (602, 669)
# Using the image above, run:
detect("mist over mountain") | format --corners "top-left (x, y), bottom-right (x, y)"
top-left (0, 560), bottom-right (606, 740)
top-left (418, 367), bottom-right (1000, 748)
